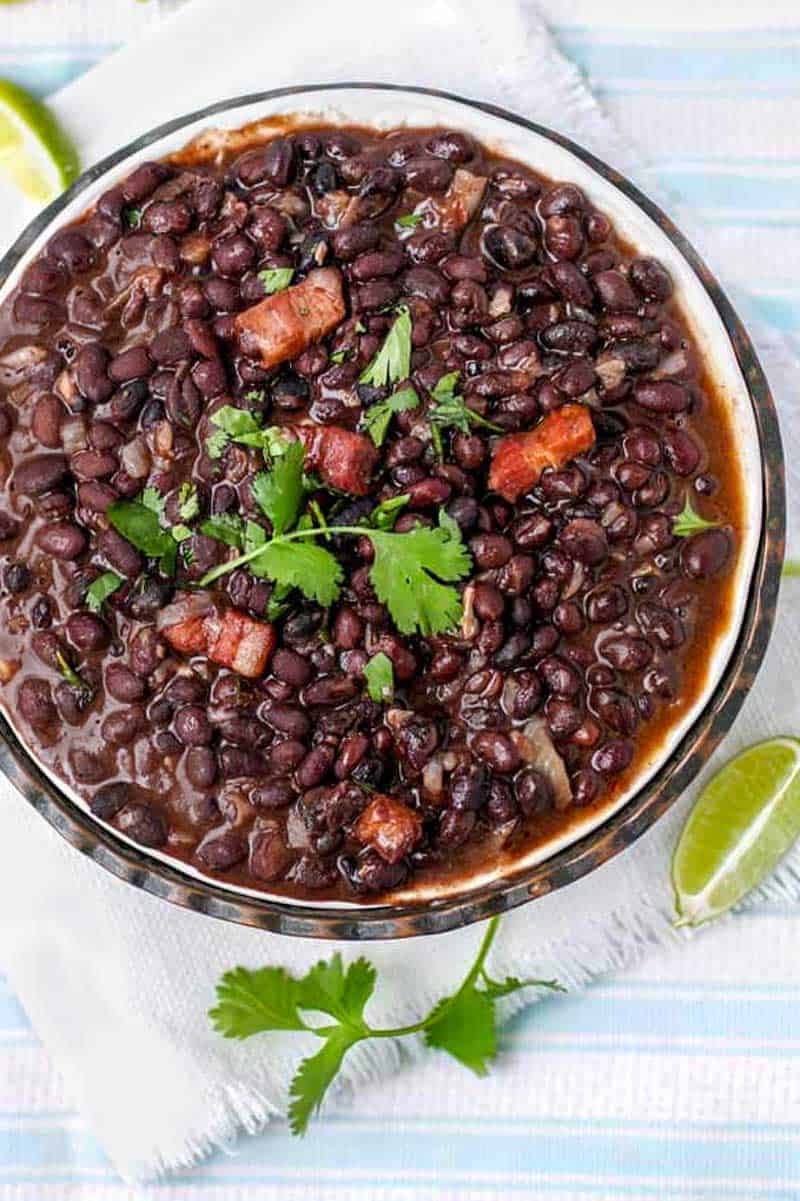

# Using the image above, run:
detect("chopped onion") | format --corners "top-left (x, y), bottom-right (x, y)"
top-left (120, 435), bottom-right (151, 479)
top-left (600, 499), bottom-right (625, 530)
top-left (461, 583), bottom-right (478, 639)
top-left (595, 354), bottom-right (626, 392)
top-left (422, 755), bottom-right (444, 797)
top-left (54, 369), bottom-right (78, 406)
top-left (562, 560), bottom-right (586, 599)
top-left (61, 416), bottom-right (87, 454)
top-left (156, 591), bottom-right (215, 632)
top-left (385, 707), bottom-right (413, 732)
top-left (286, 806), bottom-right (311, 849)
top-left (510, 716), bottom-right (572, 810)
top-left (652, 347), bottom-right (691, 380)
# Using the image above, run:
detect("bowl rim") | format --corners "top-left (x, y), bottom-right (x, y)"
top-left (0, 81), bottom-right (785, 940)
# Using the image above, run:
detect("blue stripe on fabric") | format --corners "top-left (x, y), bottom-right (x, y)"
top-left (552, 40), bottom-right (800, 86)
top-left (552, 24), bottom-right (800, 46)
top-left (0, 57), bottom-right (109, 99)
top-left (2, 1121), bottom-right (799, 1189)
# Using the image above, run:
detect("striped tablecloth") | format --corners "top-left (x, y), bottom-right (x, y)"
top-left (1, 3), bottom-right (799, 1197)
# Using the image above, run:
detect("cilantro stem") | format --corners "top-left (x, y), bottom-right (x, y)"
top-left (366, 916), bottom-right (500, 1038)
top-left (198, 523), bottom-right (390, 587)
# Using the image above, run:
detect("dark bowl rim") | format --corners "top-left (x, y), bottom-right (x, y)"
top-left (0, 82), bottom-right (786, 940)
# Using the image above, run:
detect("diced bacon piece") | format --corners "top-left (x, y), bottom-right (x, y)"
top-left (354, 795), bottom-right (423, 865)
top-left (162, 608), bottom-right (275, 679)
top-left (434, 169), bottom-right (488, 233)
top-left (489, 404), bottom-right (596, 502)
top-left (206, 609), bottom-right (276, 678)
top-left (161, 614), bottom-right (208, 656)
top-left (296, 424), bottom-right (378, 496)
top-left (234, 267), bottom-right (346, 370)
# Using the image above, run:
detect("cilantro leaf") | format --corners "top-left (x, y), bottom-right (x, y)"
top-left (259, 267), bottom-right (294, 295)
top-left (368, 509), bottom-right (471, 636)
top-left (210, 966), bottom-right (310, 1038)
top-left (85, 571), bottom-right (123, 613)
top-left (200, 514), bottom-right (245, 549)
top-left (254, 540), bottom-right (343, 606)
top-left (428, 371), bottom-right (502, 455)
top-left (124, 207), bottom-right (141, 229)
top-left (329, 348), bottom-right (353, 365)
top-left (107, 499), bottom-right (176, 570)
top-left (361, 386), bottom-right (419, 447)
top-left (359, 306), bottom-right (412, 388)
top-left (396, 211), bottom-right (424, 229)
top-left (363, 651), bottom-right (394, 702)
top-left (266, 581), bottom-right (294, 621)
top-left (424, 986), bottom-right (496, 1076)
top-left (673, 493), bottom-right (719, 537)
top-left (289, 1028), bottom-right (361, 1136)
top-left (251, 442), bottom-right (306, 535)
top-left (170, 523), bottom-right (193, 542)
top-left (479, 973), bottom-right (564, 1001)
top-left (140, 486), bottom-right (165, 518)
top-left (178, 481), bottom-right (200, 523)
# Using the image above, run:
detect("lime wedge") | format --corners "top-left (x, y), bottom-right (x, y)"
top-left (0, 79), bottom-right (79, 204)
top-left (672, 737), bottom-right (800, 927)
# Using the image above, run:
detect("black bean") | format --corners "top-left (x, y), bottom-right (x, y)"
top-left (19, 677), bottom-right (57, 728)
top-left (592, 739), bottom-right (634, 775)
top-left (90, 781), bottom-right (130, 820)
top-left (680, 529), bottom-right (732, 579)
top-left (13, 454), bottom-right (68, 496)
top-left (196, 826), bottom-right (248, 870)
top-left (515, 768), bottom-right (553, 816)
top-left (117, 801), bottom-right (167, 847)
top-left (634, 379), bottom-right (690, 413)
top-left (629, 257), bottom-right (672, 301)
top-left (36, 522), bottom-right (87, 561)
top-left (540, 320), bottom-right (597, 354)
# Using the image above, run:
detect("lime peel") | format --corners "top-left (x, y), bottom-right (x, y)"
top-left (0, 78), bottom-right (79, 204)
top-left (672, 737), bottom-right (800, 928)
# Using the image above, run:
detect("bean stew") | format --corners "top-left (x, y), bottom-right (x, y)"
top-left (0, 120), bottom-right (743, 900)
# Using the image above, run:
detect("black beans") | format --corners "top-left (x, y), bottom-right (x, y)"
top-left (558, 518), bottom-right (608, 565)
top-left (473, 730), bottom-right (521, 774)
top-left (516, 768), bottom-right (553, 817)
top-left (469, 533), bottom-right (513, 568)
top-left (90, 781), bottom-right (130, 820)
top-left (14, 454), bottom-right (68, 496)
top-left (540, 320), bottom-right (597, 354)
top-left (19, 677), bottom-right (57, 728)
top-left (630, 257), bottom-right (672, 301)
top-left (116, 801), bottom-right (167, 847)
top-left (36, 523), bottom-right (87, 560)
top-left (634, 379), bottom-right (690, 413)
top-left (680, 529), bottom-right (732, 579)
top-left (0, 121), bottom-right (740, 902)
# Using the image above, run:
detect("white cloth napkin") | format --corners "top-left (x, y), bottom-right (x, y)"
top-left (0, 0), bottom-right (798, 1182)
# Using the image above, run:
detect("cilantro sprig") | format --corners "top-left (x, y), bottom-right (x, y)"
top-left (672, 494), bottom-right (719, 538)
top-left (205, 405), bottom-right (290, 462)
top-left (363, 651), bottom-right (394, 702)
top-left (259, 267), bottom-right (295, 295)
top-left (361, 386), bottom-right (419, 447)
top-left (199, 498), bottom-right (469, 636)
top-left (107, 495), bottom-right (178, 575)
top-left (359, 306), bottom-right (412, 388)
top-left (85, 571), bottom-right (123, 613)
top-left (427, 372), bottom-right (502, 457)
top-left (211, 917), bottom-right (562, 1136)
